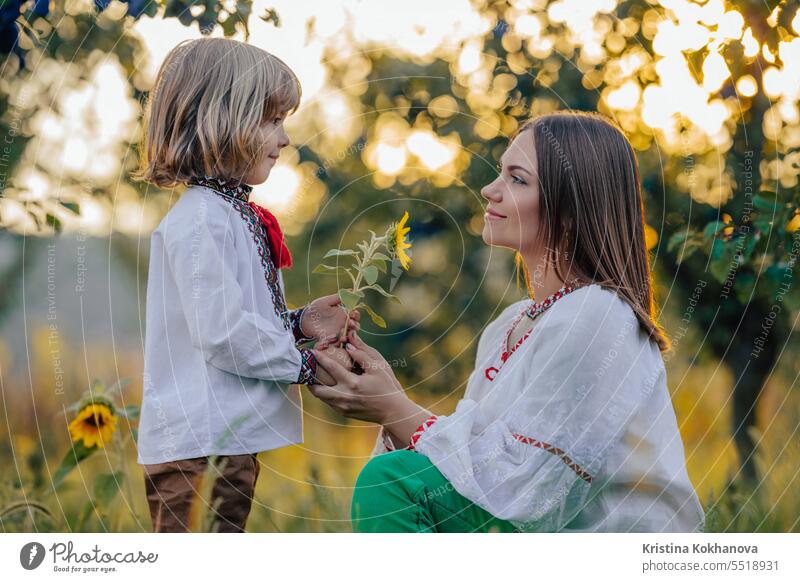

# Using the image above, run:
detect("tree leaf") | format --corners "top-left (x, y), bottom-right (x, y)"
top-left (667, 231), bottom-right (690, 253)
top-left (361, 304), bottom-right (386, 328)
top-left (703, 220), bottom-right (726, 240)
top-left (710, 241), bottom-right (739, 284)
top-left (363, 265), bottom-right (379, 285)
top-left (752, 194), bottom-right (778, 211)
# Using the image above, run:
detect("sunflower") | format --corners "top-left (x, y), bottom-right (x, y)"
top-left (393, 211), bottom-right (413, 270)
top-left (68, 403), bottom-right (118, 449)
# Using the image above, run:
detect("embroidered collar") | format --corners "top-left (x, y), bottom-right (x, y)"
top-left (484, 281), bottom-right (590, 382)
top-left (188, 174), bottom-right (253, 203)
top-left (524, 282), bottom-right (584, 321)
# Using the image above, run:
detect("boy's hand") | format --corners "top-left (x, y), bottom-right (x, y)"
top-left (301, 294), bottom-right (360, 348)
top-left (312, 346), bottom-right (354, 386)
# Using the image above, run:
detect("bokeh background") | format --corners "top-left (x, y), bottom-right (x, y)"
top-left (1, 0), bottom-right (799, 532)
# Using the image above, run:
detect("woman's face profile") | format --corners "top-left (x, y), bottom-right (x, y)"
top-left (480, 129), bottom-right (540, 254)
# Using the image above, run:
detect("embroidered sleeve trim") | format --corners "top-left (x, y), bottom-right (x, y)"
top-left (297, 349), bottom-right (318, 385)
top-left (407, 415), bottom-right (439, 451)
top-left (511, 433), bottom-right (594, 484)
top-left (392, 411), bottom-right (594, 484)
top-left (289, 306), bottom-right (314, 345)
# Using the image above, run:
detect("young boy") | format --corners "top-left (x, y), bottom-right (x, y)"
top-left (133, 37), bottom-right (354, 532)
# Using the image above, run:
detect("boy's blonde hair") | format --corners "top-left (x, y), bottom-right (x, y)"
top-left (132, 37), bottom-right (301, 188)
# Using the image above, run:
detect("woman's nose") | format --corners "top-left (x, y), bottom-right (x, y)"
top-left (481, 177), bottom-right (502, 202)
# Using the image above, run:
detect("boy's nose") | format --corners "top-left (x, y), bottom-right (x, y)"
top-left (278, 127), bottom-right (290, 148)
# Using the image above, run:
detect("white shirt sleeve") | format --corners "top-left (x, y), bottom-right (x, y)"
top-left (369, 427), bottom-right (396, 457)
top-left (161, 201), bottom-right (310, 384)
top-left (413, 291), bottom-right (658, 531)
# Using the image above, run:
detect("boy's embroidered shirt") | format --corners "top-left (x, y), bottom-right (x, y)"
top-left (187, 175), bottom-right (294, 319)
top-left (137, 183), bottom-right (315, 465)
top-left (370, 285), bottom-right (706, 533)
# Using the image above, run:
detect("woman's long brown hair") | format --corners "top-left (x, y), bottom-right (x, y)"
top-left (517, 110), bottom-right (670, 353)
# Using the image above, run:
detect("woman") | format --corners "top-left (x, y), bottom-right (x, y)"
top-left (310, 111), bottom-right (706, 533)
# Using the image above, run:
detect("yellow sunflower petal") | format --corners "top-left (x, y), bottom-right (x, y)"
top-left (394, 211), bottom-right (413, 270)
top-left (68, 403), bottom-right (117, 449)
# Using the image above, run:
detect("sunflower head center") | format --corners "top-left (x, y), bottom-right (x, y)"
top-left (84, 413), bottom-right (105, 428)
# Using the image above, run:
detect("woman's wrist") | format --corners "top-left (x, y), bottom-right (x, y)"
top-left (380, 396), bottom-right (432, 447)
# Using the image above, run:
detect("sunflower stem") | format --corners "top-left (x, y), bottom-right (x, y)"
top-left (338, 235), bottom-right (381, 347)
top-left (112, 430), bottom-right (137, 532)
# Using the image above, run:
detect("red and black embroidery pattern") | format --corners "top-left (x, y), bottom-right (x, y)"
top-left (511, 434), bottom-right (593, 483)
top-left (289, 305), bottom-right (315, 344)
top-left (188, 175), bottom-right (292, 330)
top-left (407, 415), bottom-right (439, 451)
top-left (188, 175), bottom-right (316, 385)
top-left (298, 348), bottom-right (318, 385)
top-left (484, 284), bottom-right (582, 382)
top-left (402, 415), bottom-right (594, 483)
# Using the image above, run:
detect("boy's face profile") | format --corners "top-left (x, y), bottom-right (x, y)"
top-left (243, 112), bottom-right (290, 185)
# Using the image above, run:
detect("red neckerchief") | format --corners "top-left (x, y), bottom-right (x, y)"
top-left (187, 175), bottom-right (293, 270)
top-left (247, 201), bottom-right (293, 270)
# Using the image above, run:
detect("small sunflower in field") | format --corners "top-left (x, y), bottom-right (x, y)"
top-left (68, 401), bottom-right (118, 449)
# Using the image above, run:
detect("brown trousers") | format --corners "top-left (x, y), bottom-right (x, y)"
top-left (143, 453), bottom-right (260, 533)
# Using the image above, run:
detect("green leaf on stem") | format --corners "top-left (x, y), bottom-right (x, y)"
top-left (93, 472), bottom-right (124, 509)
top-left (369, 252), bottom-right (390, 273)
top-left (362, 265), bottom-right (379, 285)
top-left (361, 304), bottom-right (386, 328)
top-left (116, 404), bottom-right (140, 420)
top-left (338, 289), bottom-right (363, 311)
top-left (323, 249), bottom-right (357, 259)
top-left (53, 440), bottom-right (96, 489)
top-left (313, 264), bottom-right (348, 275)
top-left (364, 284), bottom-right (401, 302)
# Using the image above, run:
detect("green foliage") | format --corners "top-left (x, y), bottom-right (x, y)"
top-left (315, 221), bottom-right (405, 331)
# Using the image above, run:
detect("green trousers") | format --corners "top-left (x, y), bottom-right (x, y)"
top-left (351, 450), bottom-right (518, 533)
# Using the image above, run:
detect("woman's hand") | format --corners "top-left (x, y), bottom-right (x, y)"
top-left (302, 294), bottom-right (361, 348)
top-left (313, 346), bottom-right (353, 386)
top-left (307, 331), bottom-right (432, 443)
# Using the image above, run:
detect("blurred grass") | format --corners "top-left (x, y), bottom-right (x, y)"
top-left (1, 324), bottom-right (799, 532)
